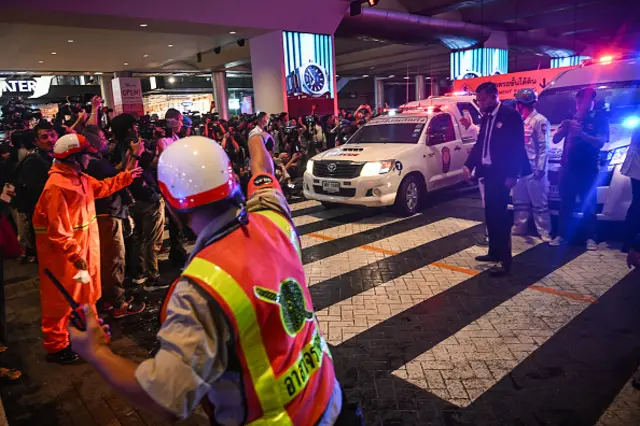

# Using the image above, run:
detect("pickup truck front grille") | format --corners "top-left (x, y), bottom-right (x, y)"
top-left (313, 161), bottom-right (364, 179)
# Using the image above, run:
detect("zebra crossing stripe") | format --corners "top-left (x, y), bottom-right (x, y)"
top-left (293, 207), bottom-right (357, 227)
top-left (304, 217), bottom-right (481, 287)
top-left (289, 200), bottom-right (322, 212)
top-left (391, 249), bottom-right (631, 408)
top-left (300, 214), bottom-right (415, 249)
top-left (316, 236), bottom-right (542, 345)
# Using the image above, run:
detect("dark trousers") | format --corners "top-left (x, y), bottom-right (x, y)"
top-left (625, 178), bottom-right (640, 246)
top-left (483, 170), bottom-right (512, 265)
top-left (167, 210), bottom-right (187, 262)
top-left (558, 169), bottom-right (598, 241)
top-left (97, 216), bottom-right (126, 306)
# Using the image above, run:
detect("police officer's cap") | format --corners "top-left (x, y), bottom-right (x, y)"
top-left (514, 88), bottom-right (537, 104)
top-left (576, 87), bottom-right (597, 100)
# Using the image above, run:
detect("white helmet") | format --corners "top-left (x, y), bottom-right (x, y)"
top-left (53, 133), bottom-right (96, 159)
top-left (158, 136), bottom-right (240, 211)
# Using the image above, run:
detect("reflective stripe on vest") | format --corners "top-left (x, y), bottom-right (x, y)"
top-left (182, 257), bottom-right (331, 425)
top-left (33, 215), bottom-right (98, 234)
top-left (253, 210), bottom-right (301, 260)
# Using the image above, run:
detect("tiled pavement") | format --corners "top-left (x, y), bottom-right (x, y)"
top-left (2, 187), bottom-right (640, 426)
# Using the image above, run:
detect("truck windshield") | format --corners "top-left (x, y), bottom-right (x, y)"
top-left (347, 120), bottom-right (426, 144)
top-left (537, 81), bottom-right (640, 125)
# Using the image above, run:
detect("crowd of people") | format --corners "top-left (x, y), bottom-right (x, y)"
top-left (0, 96), bottom-right (380, 357)
top-left (0, 94), bottom-right (374, 424)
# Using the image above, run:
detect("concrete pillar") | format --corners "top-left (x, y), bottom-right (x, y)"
top-left (431, 80), bottom-right (440, 97)
top-left (250, 31), bottom-right (288, 114)
top-left (212, 71), bottom-right (229, 120)
top-left (374, 78), bottom-right (385, 109)
top-left (99, 75), bottom-right (115, 108)
top-left (415, 75), bottom-right (426, 101)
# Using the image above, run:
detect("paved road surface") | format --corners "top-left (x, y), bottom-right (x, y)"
top-left (1, 187), bottom-right (639, 426)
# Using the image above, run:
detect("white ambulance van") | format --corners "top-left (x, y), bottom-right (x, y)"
top-left (536, 57), bottom-right (639, 220)
top-left (303, 95), bottom-right (480, 215)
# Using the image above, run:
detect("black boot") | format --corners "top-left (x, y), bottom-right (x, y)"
top-left (46, 346), bottom-right (79, 365)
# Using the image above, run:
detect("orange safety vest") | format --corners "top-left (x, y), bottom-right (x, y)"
top-left (161, 210), bottom-right (337, 425)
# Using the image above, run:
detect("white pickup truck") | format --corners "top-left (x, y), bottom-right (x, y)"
top-left (303, 95), bottom-right (480, 215)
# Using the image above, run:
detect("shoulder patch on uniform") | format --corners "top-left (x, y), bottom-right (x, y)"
top-left (254, 278), bottom-right (314, 337)
top-left (253, 174), bottom-right (273, 187)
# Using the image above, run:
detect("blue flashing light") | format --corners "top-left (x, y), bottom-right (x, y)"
top-left (622, 116), bottom-right (640, 129)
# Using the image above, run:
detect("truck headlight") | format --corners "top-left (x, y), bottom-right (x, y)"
top-left (306, 159), bottom-right (314, 174)
top-left (607, 146), bottom-right (629, 166)
top-left (360, 160), bottom-right (395, 177)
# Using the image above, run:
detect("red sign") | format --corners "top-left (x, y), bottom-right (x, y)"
top-left (453, 66), bottom-right (578, 100)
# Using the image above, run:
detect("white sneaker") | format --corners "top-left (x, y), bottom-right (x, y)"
top-left (549, 236), bottom-right (565, 246)
top-left (586, 239), bottom-right (598, 251)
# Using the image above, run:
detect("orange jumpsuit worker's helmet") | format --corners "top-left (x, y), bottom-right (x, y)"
top-left (157, 136), bottom-right (241, 211)
top-left (53, 133), bottom-right (97, 159)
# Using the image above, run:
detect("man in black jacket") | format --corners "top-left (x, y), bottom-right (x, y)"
top-left (11, 122), bottom-right (56, 261)
top-left (464, 82), bottom-right (531, 276)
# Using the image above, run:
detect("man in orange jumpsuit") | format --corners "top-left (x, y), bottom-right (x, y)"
top-left (33, 133), bottom-right (141, 364)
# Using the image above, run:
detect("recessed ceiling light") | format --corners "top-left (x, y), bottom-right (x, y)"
top-left (388, 74), bottom-right (395, 78)
top-left (404, 76), bottom-right (410, 80)
top-left (168, 77), bottom-right (176, 83)
top-left (140, 23), bottom-right (148, 27)
top-left (51, 52), bottom-right (57, 55)
top-left (38, 60), bottom-right (44, 64)
top-left (168, 44), bottom-right (174, 47)
top-left (143, 54), bottom-right (149, 58)
top-left (229, 31), bottom-right (237, 34)
top-left (124, 62), bottom-right (129, 65)
top-left (94, 72), bottom-right (103, 75)
top-left (68, 39), bottom-right (74, 43)
top-left (362, 74), bottom-right (369, 78)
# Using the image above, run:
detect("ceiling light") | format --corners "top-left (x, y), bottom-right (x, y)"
top-left (124, 62), bottom-right (129, 65)
top-left (68, 39), bottom-right (74, 43)
top-left (140, 23), bottom-right (148, 27)
top-left (229, 31), bottom-right (237, 35)
top-left (168, 44), bottom-right (174, 48)
top-left (38, 60), bottom-right (44, 64)
top-left (143, 54), bottom-right (149, 58)
top-left (168, 77), bottom-right (176, 83)
top-left (94, 72), bottom-right (103, 75)
top-left (404, 76), bottom-right (410, 80)
top-left (51, 52), bottom-right (57, 55)
top-left (388, 74), bottom-right (395, 78)
top-left (362, 74), bottom-right (369, 78)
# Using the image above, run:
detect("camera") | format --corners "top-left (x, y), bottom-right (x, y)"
top-left (304, 115), bottom-right (315, 128)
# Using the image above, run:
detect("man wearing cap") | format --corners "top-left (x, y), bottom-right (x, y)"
top-left (512, 88), bottom-right (552, 241)
top-left (551, 87), bottom-right (608, 250)
top-left (33, 133), bottom-right (141, 364)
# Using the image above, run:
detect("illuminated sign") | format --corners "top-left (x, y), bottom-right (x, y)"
top-left (283, 32), bottom-right (334, 99)
top-left (0, 76), bottom-right (54, 99)
top-left (450, 48), bottom-right (508, 80)
top-left (452, 66), bottom-right (577, 100)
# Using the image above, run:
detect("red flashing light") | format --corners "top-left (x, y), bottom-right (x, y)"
top-left (599, 55), bottom-right (614, 64)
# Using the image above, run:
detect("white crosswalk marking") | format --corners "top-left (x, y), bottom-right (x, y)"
top-left (304, 217), bottom-right (481, 287)
top-left (300, 214), bottom-right (412, 249)
top-left (317, 236), bottom-right (542, 345)
top-left (293, 207), bottom-right (356, 227)
top-left (289, 200), bottom-right (322, 211)
top-left (391, 249), bottom-right (631, 408)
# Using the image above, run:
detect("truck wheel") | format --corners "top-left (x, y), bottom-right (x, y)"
top-left (395, 175), bottom-right (422, 216)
